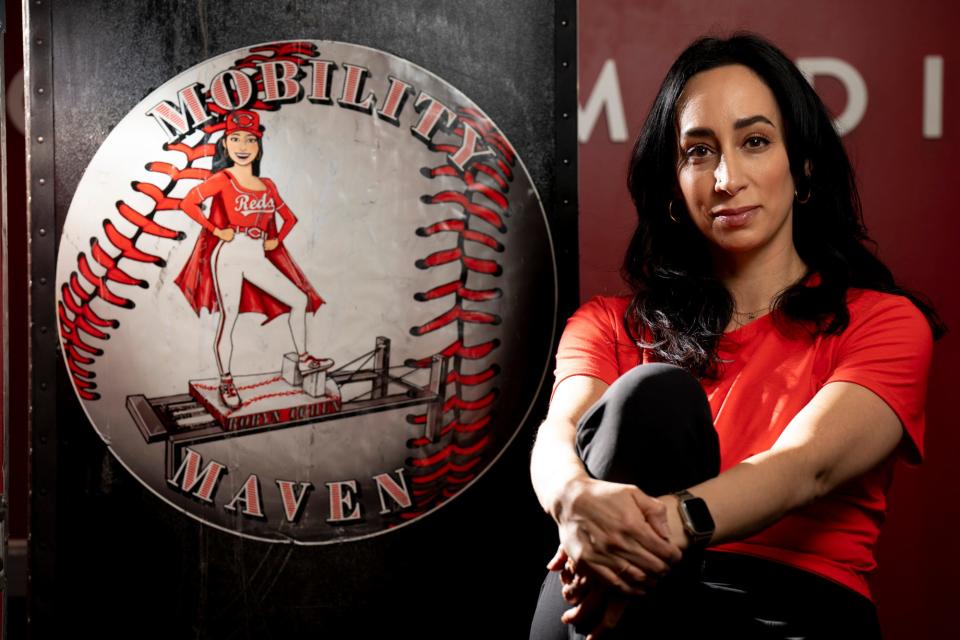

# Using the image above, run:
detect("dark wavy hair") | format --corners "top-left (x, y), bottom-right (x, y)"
top-left (623, 33), bottom-right (944, 379)
top-left (212, 128), bottom-right (264, 176)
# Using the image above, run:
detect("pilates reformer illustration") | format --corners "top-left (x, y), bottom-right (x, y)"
top-left (126, 337), bottom-right (447, 477)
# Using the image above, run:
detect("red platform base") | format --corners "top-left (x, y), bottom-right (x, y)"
top-left (188, 372), bottom-right (341, 431)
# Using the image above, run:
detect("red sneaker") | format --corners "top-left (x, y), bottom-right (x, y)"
top-left (298, 354), bottom-right (334, 374)
top-left (218, 376), bottom-right (242, 409)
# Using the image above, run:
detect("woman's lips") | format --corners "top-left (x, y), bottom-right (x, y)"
top-left (711, 205), bottom-right (759, 228)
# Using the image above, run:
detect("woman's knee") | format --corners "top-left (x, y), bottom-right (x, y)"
top-left (579, 364), bottom-right (708, 439)
top-left (607, 363), bottom-right (703, 409)
top-left (575, 363), bottom-right (717, 487)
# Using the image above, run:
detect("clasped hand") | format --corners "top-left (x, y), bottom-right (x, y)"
top-left (551, 477), bottom-right (682, 635)
top-left (556, 476), bottom-right (681, 593)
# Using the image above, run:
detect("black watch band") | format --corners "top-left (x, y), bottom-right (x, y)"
top-left (673, 489), bottom-right (716, 548)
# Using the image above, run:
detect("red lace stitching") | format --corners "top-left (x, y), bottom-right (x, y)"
top-left (58, 44), bottom-right (515, 523)
top-left (404, 108), bottom-right (515, 516)
top-left (58, 43), bottom-right (318, 401)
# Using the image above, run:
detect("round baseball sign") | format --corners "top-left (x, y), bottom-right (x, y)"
top-left (55, 41), bottom-right (556, 543)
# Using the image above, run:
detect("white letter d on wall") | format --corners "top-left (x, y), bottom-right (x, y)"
top-left (796, 57), bottom-right (868, 136)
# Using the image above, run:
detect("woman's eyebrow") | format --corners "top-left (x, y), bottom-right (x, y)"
top-left (681, 127), bottom-right (714, 138)
top-left (734, 114), bottom-right (775, 129)
top-left (681, 115), bottom-right (775, 139)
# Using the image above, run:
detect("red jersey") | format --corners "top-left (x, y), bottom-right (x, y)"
top-left (174, 169), bottom-right (324, 320)
top-left (179, 170), bottom-right (296, 242)
top-left (553, 290), bottom-right (933, 599)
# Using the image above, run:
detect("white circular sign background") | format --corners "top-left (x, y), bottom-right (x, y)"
top-left (56, 41), bottom-right (556, 543)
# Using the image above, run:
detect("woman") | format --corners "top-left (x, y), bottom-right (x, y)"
top-left (175, 109), bottom-right (333, 410)
top-left (529, 34), bottom-right (942, 638)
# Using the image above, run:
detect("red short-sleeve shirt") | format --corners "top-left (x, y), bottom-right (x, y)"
top-left (553, 290), bottom-right (933, 599)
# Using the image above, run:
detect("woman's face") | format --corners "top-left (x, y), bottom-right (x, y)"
top-left (675, 64), bottom-right (796, 259)
top-left (223, 131), bottom-right (260, 166)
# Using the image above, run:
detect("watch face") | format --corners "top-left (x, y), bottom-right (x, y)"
top-left (682, 497), bottom-right (715, 533)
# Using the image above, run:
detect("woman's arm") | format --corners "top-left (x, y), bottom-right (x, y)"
top-left (181, 179), bottom-right (233, 241)
top-left (660, 380), bottom-right (904, 550)
top-left (562, 296), bottom-right (932, 634)
top-left (274, 203), bottom-right (297, 243)
top-left (531, 375), bottom-right (682, 593)
top-left (180, 184), bottom-right (217, 233)
top-left (562, 381), bottom-right (908, 636)
top-left (264, 179), bottom-right (297, 245)
top-left (530, 376), bottom-right (606, 521)
top-left (678, 295), bottom-right (933, 548)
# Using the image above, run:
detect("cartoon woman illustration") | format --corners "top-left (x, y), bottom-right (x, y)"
top-left (174, 109), bottom-right (333, 409)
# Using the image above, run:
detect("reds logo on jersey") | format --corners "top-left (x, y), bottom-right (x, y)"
top-left (234, 192), bottom-right (277, 216)
top-left (55, 41), bottom-right (556, 544)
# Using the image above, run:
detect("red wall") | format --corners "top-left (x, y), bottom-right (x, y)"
top-left (578, 1), bottom-right (959, 637)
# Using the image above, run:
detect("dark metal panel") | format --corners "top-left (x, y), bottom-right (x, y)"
top-left (25, 0), bottom-right (58, 633)
top-left (29, 1), bottom-right (578, 636)
top-left (1, 4), bottom-right (9, 634)
top-left (555, 1), bottom-right (579, 313)
top-left (50, 0), bottom-right (558, 237)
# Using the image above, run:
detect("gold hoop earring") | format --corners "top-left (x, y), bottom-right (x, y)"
top-left (668, 201), bottom-right (680, 224)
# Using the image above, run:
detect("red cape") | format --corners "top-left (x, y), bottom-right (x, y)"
top-left (174, 196), bottom-right (324, 323)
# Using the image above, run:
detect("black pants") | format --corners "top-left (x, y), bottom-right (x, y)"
top-left (530, 363), bottom-right (882, 639)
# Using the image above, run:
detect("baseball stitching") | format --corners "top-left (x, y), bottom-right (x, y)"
top-left (58, 42), bottom-right (513, 520)
top-left (402, 108), bottom-right (514, 517)
top-left (58, 43), bottom-right (317, 401)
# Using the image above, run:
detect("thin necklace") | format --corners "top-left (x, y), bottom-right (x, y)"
top-left (732, 306), bottom-right (769, 322)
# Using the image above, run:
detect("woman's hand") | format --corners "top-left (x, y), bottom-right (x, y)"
top-left (549, 547), bottom-right (590, 605)
top-left (556, 476), bottom-right (681, 594)
top-left (531, 376), bottom-right (678, 595)
top-left (562, 589), bottom-right (628, 640)
top-left (263, 237), bottom-right (279, 251)
top-left (550, 548), bottom-right (630, 639)
top-left (213, 227), bottom-right (235, 242)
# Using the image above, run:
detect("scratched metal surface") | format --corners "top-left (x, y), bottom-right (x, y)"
top-left (32, 0), bottom-right (573, 636)
top-left (51, 0), bottom-right (556, 233)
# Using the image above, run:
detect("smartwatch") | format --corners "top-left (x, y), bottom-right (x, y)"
top-left (673, 490), bottom-right (715, 548)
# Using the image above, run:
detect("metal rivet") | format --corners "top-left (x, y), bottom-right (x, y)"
top-left (563, 199), bottom-right (570, 206)
top-left (38, 178), bottom-right (46, 185)
top-left (40, 436), bottom-right (48, 445)
top-left (39, 227), bottom-right (47, 236)
top-left (562, 61), bottom-right (570, 68)
top-left (36, 39), bottom-right (44, 46)
top-left (561, 19), bottom-right (569, 27)
top-left (40, 382), bottom-right (47, 390)
top-left (562, 112), bottom-right (570, 119)
top-left (37, 136), bottom-right (45, 143)
top-left (40, 326), bottom-right (48, 334)
top-left (562, 158), bottom-right (571, 165)
top-left (37, 87), bottom-right (45, 95)
top-left (39, 276), bottom-right (48, 285)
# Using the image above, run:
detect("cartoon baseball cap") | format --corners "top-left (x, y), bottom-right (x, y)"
top-left (224, 110), bottom-right (263, 137)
